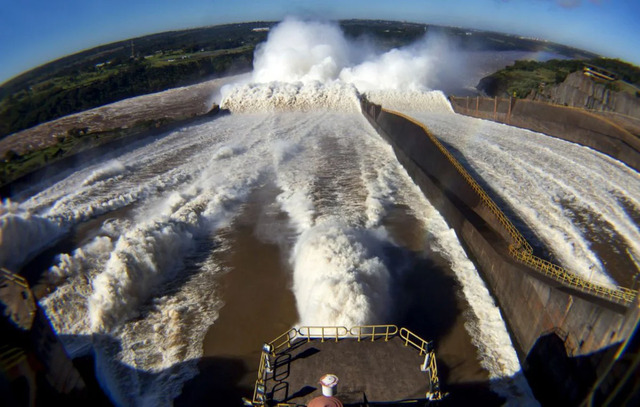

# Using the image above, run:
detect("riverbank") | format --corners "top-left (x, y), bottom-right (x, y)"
top-left (0, 75), bottom-right (247, 190)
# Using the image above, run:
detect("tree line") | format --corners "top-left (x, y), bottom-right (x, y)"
top-left (0, 51), bottom-right (253, 138)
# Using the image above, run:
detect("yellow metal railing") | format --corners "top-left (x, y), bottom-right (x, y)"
top-left (397, 328), bottom-right (443, 400)
top-left (450, 96), bottom-right (639, 145)
top-left (248, 325), bottom-right (445, 405)
top-left (243, 325), bottom-right (444, 407)
top-left (385, 109), bottom-right (531, 253)
top-left (268, 328), bottom-right (298, 356)
top-left (423, 348), bottom-right (443, 400)
top-left (350, 324), bottom-right (398, 342)
top-left (251, 347), bottom-right (268, 405)
top-left (399, 327), bottom-right (429, 356)
top-left (0, 345), bottom-right (26, 372)
top-left (510, 247), bottom-right (637, 304)
top-left (297, 326), bottom-right (349, 342)
top-left (0, 267), bottom-right (30, 289)
top-left (382, 108), bottom-right (638, 306)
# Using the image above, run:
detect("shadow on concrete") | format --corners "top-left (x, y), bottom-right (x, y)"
top-left (524, 332), bottom-right (616, 406)
top-left (48, 333), bottom-right (255, 407)
top-left (292, 347), bottom-right (320, 362)
top-left (29, 331), bottom-right (547, 407)
top-left (286, 385), bottom-right (316, 402)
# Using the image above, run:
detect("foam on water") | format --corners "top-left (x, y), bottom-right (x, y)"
top-left (82, 160), bottom-right (127, 186)
top-left (42, 234), bottom-right (117, 356)
top-left (24, 107), bottom-right (539, 405)
top-left (365, 89), bottom-right (454, 113)
top-left (221, 81), bottom-right (362, 113)
top-left (49, 235), bottom-right (115, 285)
top-left (30, 110), bottom-right (399, 404)
top-left (36, 114), bottom-right (273, 405)
top-left (16, 17), bottom-right (544, 406)
top-left (261, 108), bottom-right (536, 404)
top-left (361, 156), bottom-right (399, 228)
top-left (408, 111), bottom-right (640, 287)
top-left (89, 216), bottom-right (196, 332)
top-left (0, 201), bottom-right (64, 270)
top-left (388, 158), bottom-right (538, 405)
top-left (292, 220), bottom-right (391, 326)
top-left (263, 114), bottom-right (394, 326)
top-left (88, 127), bottom-right (271, 334)
top-left (27, 99), bottom-right (536, 407)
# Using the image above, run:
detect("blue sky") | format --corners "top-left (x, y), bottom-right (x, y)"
top-left (1, 0), bottom-right (638, 84)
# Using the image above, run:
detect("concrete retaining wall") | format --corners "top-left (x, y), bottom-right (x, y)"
top-left (360, 100), bottom-right (639, 403)
top-left (531, 71), bottom-right (640, 118)
top-left (449, 96), bottom-right (640, 173)
top-left (1, 268), bottom-right (88, 404)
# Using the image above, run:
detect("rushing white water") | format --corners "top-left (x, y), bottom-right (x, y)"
top-left (1, 17), bottom-right (552, 407)
top-left (292, 221), bottom-right (392, 326)
top-left (365, 89), bottom-right (454, 113)
top-left (412, 201), bottom-right (537, 405)
top-left (216, 16), bottom-right (466, 106)
top-left (0, 203), bottom-right (63, 270)
top-left (405, 111), bottom-right (640, 288)
top-left (221, 81), bottom-right (362, 113)
top-left (13, 100), bottom-right (533, 405)
top-left (22, 109), bottom-right (395, 403)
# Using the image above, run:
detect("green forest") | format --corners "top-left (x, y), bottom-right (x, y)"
top-left (0, 23), bottom-right (271, 138)
top-left (478, 57), bottom-right (640, 98)
top-left (0, 50), bottom-right (253, 138)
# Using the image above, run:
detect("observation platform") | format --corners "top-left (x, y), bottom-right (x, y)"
top-left (246, 326), bottom-right (442, 406)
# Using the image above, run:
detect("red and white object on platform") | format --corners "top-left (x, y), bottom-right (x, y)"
top-left (319, 374), bottom-right (339, 397)
top-left (307, 395), bottom-right (344, 407)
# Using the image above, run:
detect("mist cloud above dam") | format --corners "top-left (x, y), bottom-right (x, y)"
top-left (219, 17), bottom-right (469, 107)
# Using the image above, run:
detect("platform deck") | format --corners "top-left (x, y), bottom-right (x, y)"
top-left (264, 336), bottom-right (431, 405)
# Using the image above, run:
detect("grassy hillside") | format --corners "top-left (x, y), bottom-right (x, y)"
top-left (0, 23), bottom-right (272, 138)
top-left (478, 58), bottom-right (640, 98)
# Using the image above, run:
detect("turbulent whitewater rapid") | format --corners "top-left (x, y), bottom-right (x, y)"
top-left (5, 96), bottom-right (533, 406)
top-left (16, 18), bottom-right (633, 407)
top-left (401, 111), bottom-right (640, 288)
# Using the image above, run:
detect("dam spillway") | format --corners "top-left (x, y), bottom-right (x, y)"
top-left (3, 16), bottom-right (640, 405)
top-left (360, 97), bottom-right (640, 405)
top-left (1, 85), bottom-right (639, 406)
top-left (2, 90), bottom-right (535, 405)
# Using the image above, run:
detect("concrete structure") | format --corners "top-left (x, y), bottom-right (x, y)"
top-left (0, 268), bottom-right (90, 406)
top-left (360, 99), bottom-right (640, 404)
top-left (3, 95), bottom-right (638, 405)
top-left (267, 337), bottom-right (428, 405)
top-left (449, 96), bottom-right (640, 172)
top-left (252, 326), bottom-right (443, 406)
top-left (531, 71), bottom-right (640, 118)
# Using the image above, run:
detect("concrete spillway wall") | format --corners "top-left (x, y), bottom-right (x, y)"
top-left (360, 99), bottom-right (640, 404)
top-left (449, 96), bottom-right (640, 173)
